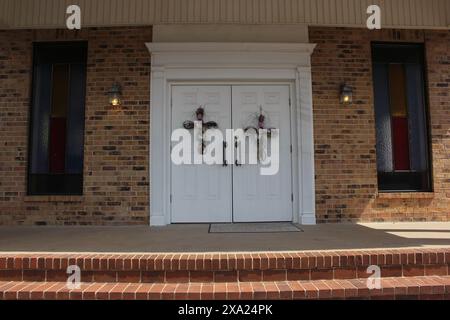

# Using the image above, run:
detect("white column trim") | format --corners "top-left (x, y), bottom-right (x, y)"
top-left (149, 65), bottom-right (169, 226)
top-left (146, 42), bottom-right (317, 226)
top-left (297, 65), bottom-right (317, 225)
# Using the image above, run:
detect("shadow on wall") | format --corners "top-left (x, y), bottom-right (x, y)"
top-left (363, 196), bottom-right (439, 222)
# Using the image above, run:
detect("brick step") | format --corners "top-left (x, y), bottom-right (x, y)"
top-left (1, 263), bottom-right (449, 284)
top-left (1, 249), bottom-right (449, 283)
top-left (1, 276), bottom-right (450, 300)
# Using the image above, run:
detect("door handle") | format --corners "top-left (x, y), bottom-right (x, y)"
top-left (222, 141), bottom-right (228, 167)
top-left (234, 136), bottom-right (242, 167)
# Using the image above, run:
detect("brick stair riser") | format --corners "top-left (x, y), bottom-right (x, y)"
top-left (0, 265), bottom-right (449, 284)
top-left (2, 250), bottom-right (449, 271)
top-left (1, 249), bottom-right (449, 283)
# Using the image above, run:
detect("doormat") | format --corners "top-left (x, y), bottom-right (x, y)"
top-left (209, 223), bottom-right (303, 234)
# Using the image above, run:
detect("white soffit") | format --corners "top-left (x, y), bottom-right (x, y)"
top-left (2, 0), bottom-right (450, 30)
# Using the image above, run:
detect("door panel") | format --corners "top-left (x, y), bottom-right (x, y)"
top-left (232, 85), bottom-right (292, 222)
top-left (171, 86), bottom-right (232, 223)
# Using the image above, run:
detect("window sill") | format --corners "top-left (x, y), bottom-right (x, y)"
top-left (23, 195), bottom-right (84, 203)
top-left (376, 192), bottom-right (435, 200)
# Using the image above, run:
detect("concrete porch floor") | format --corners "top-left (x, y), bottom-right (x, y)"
top-left (1, 222), bottom-right (450, 253)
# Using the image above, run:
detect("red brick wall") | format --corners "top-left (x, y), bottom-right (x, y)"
top-left (0, 27), bottom-right (151, 225)
top-left (310, 27), bottom-right (450, 223)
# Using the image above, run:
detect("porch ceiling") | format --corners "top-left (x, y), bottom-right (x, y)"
top-left (1, 222), bottom-right (450, 253)
top-left (1, 0), bottom-right (450, 30)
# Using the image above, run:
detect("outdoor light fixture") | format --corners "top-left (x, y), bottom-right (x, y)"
top-left (107, 83), bottom-right (122, 108)
top-left (340, 84), bottom-right (353, 105)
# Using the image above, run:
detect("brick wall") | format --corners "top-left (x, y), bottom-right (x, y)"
top-left (0, 26), bottom-right (448, 226)
top-left (0, 27), bottom-right (151, 225)
top-left (310, 27), bottom-right (450, 223)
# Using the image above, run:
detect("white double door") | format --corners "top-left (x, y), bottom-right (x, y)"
top-left (171, 85), bottom-right (292, 223)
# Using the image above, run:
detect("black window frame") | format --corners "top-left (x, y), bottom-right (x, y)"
top-left (27, 41), bottom-right (88, 196)
top-left (371, 42), bottom-right (433, 193)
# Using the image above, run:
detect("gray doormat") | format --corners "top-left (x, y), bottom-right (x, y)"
top-left (209, 223), bottom-right (303, 234)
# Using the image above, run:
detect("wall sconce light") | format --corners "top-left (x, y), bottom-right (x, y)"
top-left (107, 83), bottom-right (122, 108)
top-left (340, 84), bottom-right (353, 105)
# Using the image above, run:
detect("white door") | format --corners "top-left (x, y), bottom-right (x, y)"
top-left (232, 86), bottom-right (293, 222)
top-left (171, 86), bottom-right (232, 223)
top-left (171, 85), bottom-right (292, 223)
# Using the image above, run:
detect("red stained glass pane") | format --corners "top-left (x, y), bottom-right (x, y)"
top-left (392, 117), bottom-right (410, 171)
top-left (49, 117), bottom-right (66, 173)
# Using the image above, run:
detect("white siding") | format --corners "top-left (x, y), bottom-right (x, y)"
top-left (1, 0), bottom-right (449, 29)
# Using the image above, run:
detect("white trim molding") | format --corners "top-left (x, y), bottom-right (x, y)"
top-left (146, 42), bottom-right (317, 226)
top-left (147, 42), bottom-right (316, 54)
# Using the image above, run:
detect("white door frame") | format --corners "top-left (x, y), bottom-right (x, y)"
top-left (146, 42), bottom-right (317, 226)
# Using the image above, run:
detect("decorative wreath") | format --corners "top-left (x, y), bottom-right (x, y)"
top-left (243, 108), bottom-right (276, 139)
top-left (182, 106), bottom-right (219, 154)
